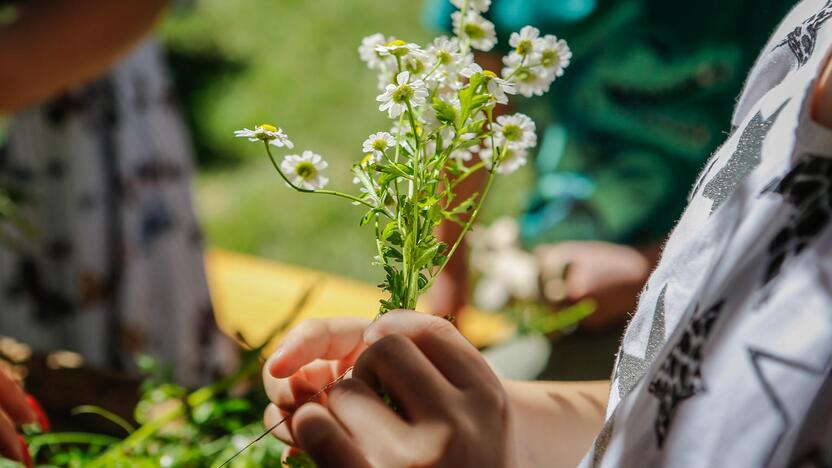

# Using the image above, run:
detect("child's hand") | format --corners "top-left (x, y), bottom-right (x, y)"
top-left (262, 317), bottom-right (371, 445)
top-left (536, 241), bottom-right (652, 330)
top-left (285, 310), bottom-right (514, 468)
top-left (0, 369), bottom-right (37, 466)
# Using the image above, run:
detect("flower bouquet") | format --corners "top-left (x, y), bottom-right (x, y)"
top-left (236, 0), bottom-right (571, 315)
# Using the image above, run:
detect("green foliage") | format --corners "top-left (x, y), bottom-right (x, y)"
top-left (284, 453), bottom-right (316, 468)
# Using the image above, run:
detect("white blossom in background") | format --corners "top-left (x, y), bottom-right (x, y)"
top-left (502, 53), bottom-right (554, 97)
top-left (452, 10), bottom-right (497, 51)
top-left (539, 35), bottom-right (572, 77)
top-left (480, 147), bottom-right (529, 174)
top-left (469, 217), bottom-right (540, 311)
top-left (509, 26), bottom-right (541, 58)
top-left (494, 113), bottom-right (537, 150)
top-left (280, 151), bottom-right (329, 190)
top-left (358, 33), bottom-right (390, 70)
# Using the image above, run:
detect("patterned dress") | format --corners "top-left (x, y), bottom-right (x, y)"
top-left (583, 1), bottom-right (832, 465)
top-left (0, 41), bottom-right (234, 386)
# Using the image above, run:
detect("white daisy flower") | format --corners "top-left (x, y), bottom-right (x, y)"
top-left (509, 26), bottom-right (541, 57)
top-left (376, 39), bottom-right (427, 60)
top-left (234, 124), bottom-right (294, 148)
top-left (404, 53), bottom-right (430, 79)
top-left (539, 35), bottom-right (572, 77)
top-left (377, 71), bottom-right (428, 119)
top-left (451, 0), bottom-right (491, 13)
top-left (484, 70), bottom-right (516, 104)
top-left (427, 36), bottom-right (461, 69)
top-left (280, 151), bottom-right (329, 190)
top-left (462, 64), bottom-right (516, 104)
top-left (452, 11), bottom-right (497, 52)
top-left (362, 132), bottom-right (395, 162)
top-left (480, 147), bottom-right (529, 174)
top-left (494, 113), bottom-right (537, 149)
top-left (502, 54), bottom-right (553, 97)
top-left (358, 33), bottom-right (389, 69)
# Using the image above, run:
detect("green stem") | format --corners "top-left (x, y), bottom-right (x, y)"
top-left (449, 161), bottom-right (486, 190)
top-left (263, 142), bottom-right (379, 211)
top-left (428, 167), bottom-right (496, 291)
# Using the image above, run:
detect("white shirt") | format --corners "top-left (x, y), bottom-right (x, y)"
top-left (583, 1), bottom-right (832, 466)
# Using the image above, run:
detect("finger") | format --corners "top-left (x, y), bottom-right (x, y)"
top-left (353, 334), bottom-right (457, 419)
top-left (0, 371), bottom-right (35, 427)
top-left (0, 410), bottom-right (22, 462)
top-left (268, 318), bottom-right (369, 378)
top-left (364, 310), bottom-right (499, 390)
top-left (292, 403), bottom-right (370, 468)
top-left (263, 359), bottom-right (333, 412)
top-left (534, 244), bottom-right (572, 280)
top-left (264, 403), bottom-right (294, 445)
top-left (328, 378), bottom-right (410, 451)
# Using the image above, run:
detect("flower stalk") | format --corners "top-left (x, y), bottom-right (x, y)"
top-left (236, 0), bottom-right (571, 314)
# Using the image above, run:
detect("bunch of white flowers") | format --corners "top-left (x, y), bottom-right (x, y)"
top-left (236, 0), bottom-right (570, 313)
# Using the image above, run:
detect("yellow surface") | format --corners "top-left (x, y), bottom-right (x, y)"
top-left (206, 249), bottom-right (513, 352)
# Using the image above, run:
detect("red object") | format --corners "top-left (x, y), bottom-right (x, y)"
top-left (17, 435), bottom-right (32, 468)
top-left (24, 394), bottom-right (50, 432)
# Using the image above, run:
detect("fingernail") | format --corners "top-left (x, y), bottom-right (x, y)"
top-left (17, 436), bottom-right (32, 468)
top-left (25, 394), bottom-right (50, 432)
top-left (268, 349), bottom-right (287, 377)
top-left (363, 325), bottom-right (382, 345)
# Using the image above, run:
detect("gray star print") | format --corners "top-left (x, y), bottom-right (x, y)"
top-left (702, 101), bottom-right (788, 213)
top-left (616, 285), bottom-right (667, 398)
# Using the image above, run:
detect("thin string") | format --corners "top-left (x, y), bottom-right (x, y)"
top-left (215, 365), bottom-right (356, 468)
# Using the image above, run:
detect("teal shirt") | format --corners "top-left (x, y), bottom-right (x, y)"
top-left (426, 0), bottom-right (796, 247)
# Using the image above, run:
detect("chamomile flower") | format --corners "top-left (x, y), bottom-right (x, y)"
top-left (539, 35), bottom-right (572, 77)
top-left (462, 64), bottom-right (516, 104)
top-left (377, 71), bottom-right (428, 119)
top-left (452, 11), bottom-right (496, 52)
top-left (480, 147), bottom-right (529, 174)
top-left (509, 26), bottom-right (541, 57)
top-left (451, 0), bottom-right (491, 13)
top-left (427, 36), bottom-right (460, 69)
top-left (362, 132), bottom-right (395, 162)
top-left (359, 33), bottom-right (390, 70)
top-left (280, 151), bottom-right (329, 190)
top-left (494, 113), bottom-right (537, 150)
top-left (376, 40), bottom-right (427, 61)
top-left (233, 124), bottom-right (294, 148)
top-left (502, 54), bottom-right (553, 97)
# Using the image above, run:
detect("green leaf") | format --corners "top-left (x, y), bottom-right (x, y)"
top-left (432, 97), bottom-right (457, 124)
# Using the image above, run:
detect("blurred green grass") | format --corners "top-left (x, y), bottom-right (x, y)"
top-left (162, 0), bottom-right (532, 282)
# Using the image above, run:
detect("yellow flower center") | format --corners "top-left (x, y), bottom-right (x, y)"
top-left (483, 70), bottom-right (498, 79)
top-left (295, 162), bottom-right (317, 179)
top-left (361, 154), bottom-right (375, 166)
top-left (386, 39), bottom-right (407, 47)
top-left (502, 124), bottom-right (522, 141)
top-left (516, 39), bottom-right (533, 56)
top-left (464, 23), bottom-right (485, 40)
top-left (391, 84), bottom-right (414, 104)
top-left (541, 49), bottom-right (560, 68)
top-left (258, 124), bottom-right (277, 133)
top-left (372, 139), bottom-right (388, 151)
